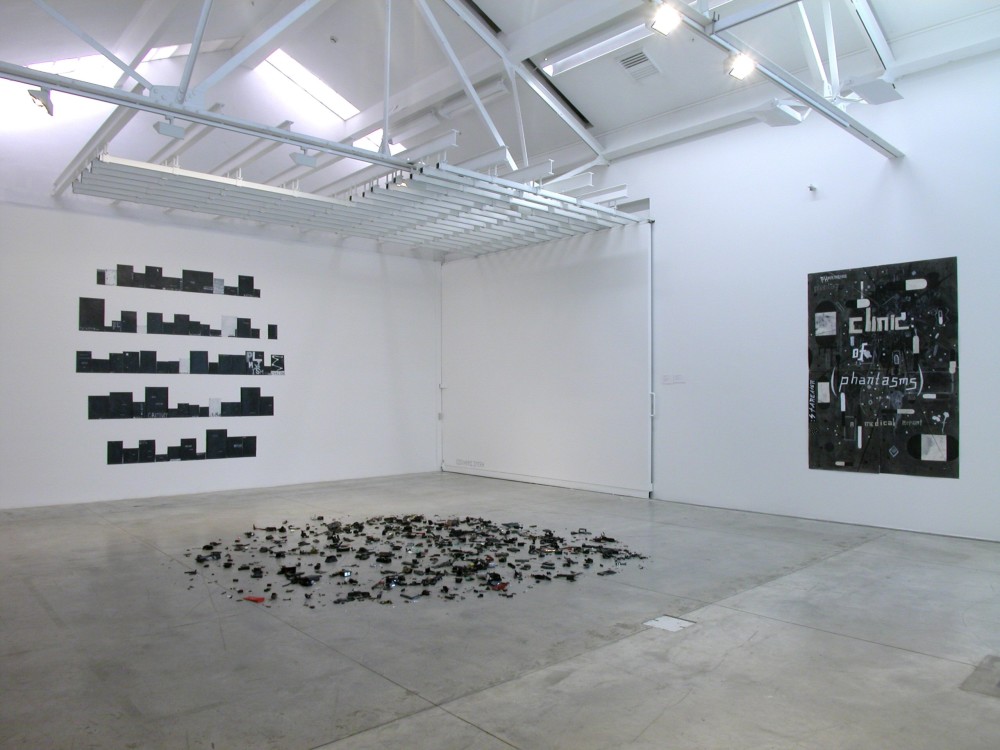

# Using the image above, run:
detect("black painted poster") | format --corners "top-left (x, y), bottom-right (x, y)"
top-left (807, 258), bottom-right (958, 478)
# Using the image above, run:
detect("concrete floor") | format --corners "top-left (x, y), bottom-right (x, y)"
top-left (1, 472), bottom-right (998, 749)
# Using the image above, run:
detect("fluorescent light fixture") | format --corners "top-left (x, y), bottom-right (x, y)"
top-left (726, 53), bottom-right (756, 80)
top-left (153, 118), bottom-right (186, 139)
top-left (650, 5), bottom-right (682, 35)
top-left (437, 79), bottom-right (508, 118)
top-left (259, 49), bottom-right (359, 120)
top-left (541, 22), bottom-right (652, 76)
top-left (28, 88), bottom-right (54, 116)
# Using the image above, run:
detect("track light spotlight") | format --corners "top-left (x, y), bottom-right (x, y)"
top-left (725, 53), bottom-right (756, 80)
top-left (28, 88), bottom-right (54, 116)
top-left (153, 118), bottom-right (186, 139)
top-left (290, 149), bottom-right (318, 167)
top-left (650, 4), bottom-right (682, 35)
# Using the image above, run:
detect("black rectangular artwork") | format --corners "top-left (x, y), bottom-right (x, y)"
top-left (808, 257), bottom-right (958, 478)
top-left (107, 430), bottom-right (257, 463)
top-left (77, 351), bottom-right (285, 375)
top-left (85, 263), bottom-right (274, 469)
top-left (96, 266), bottom-right (261, 297)
top-left (79, 299), bottom-right (269, 338)
top-left (86, 387), bottom-right (274, 419)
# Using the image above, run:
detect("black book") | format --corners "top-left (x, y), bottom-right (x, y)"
top-left (138, 440), bottom-right (155, 463)
top-left (79, 298), bottom-right (105, 331)
top-left (139, 350), bottom-right (157, 374)
top-left (76, 351), bottom-right (93, 373)
top-left (88, 396), bottom-right (111, 420)
top-left (107, 441), bottom-right (124, 464)
top-left (190, 351), bottom-right (209, 374)
top-left (117, 264), bottom-right (134, 287)
top-left (206, 429), bottom-right (227, 459)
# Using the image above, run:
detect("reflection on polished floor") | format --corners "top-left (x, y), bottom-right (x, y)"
top-left (2, 472), bottom-right (998, 749)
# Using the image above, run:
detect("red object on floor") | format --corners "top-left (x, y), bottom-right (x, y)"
top-left (243, 596), bottom-right (266, 603)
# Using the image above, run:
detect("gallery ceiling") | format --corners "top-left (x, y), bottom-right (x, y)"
top-left (1, 0), bottom-right (998, 258)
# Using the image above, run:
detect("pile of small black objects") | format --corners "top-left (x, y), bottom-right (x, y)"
top-left (183, 514), bottom-right (645, 608)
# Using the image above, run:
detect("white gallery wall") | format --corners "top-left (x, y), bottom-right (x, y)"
top-left (0, 204), bottom-right (441, 507)
top-left (607, 52), bottom-right (1000, 540)
top-left (441, 223), bottom-right (652, 497)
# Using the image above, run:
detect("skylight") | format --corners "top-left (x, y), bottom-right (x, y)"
top-left (258, 49), bottom-right (359, 121)
top-left (353, 129), bottom-right (406, 156)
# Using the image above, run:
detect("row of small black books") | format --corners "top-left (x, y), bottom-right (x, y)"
top-left (80, 305), bottom-right (274, 340)
top-left (77, 351), bottom-right (284, 375)
top-left (97, 266), bottom-right (261, 297)
top-left (89, 387), bottom-right (273, 419)
top-left (108, 432), bottom-right (257, 464)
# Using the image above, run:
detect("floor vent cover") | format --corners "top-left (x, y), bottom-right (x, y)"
top-left (644, 615), bottom-right (694, 632)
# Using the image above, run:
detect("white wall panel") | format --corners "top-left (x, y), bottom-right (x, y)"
top-left (0, 205), bottom-right (441, 507)
top-left (609, 52), bottom-right (1000, 540)
top-left (441, 223), bottom-right (652, 497)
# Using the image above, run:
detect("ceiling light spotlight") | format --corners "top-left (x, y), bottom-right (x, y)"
top-left (153, 118), bottom-right (186, 139)
top-left (725, 53), bottom-right (756, 80)
top-left (290, 149), bottom-right (318, 167)
top-left (650, 4), bottom-right (682, 35)
top-left (28, 88), bottom-right (54, 116)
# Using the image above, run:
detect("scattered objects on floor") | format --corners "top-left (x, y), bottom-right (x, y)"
top-left (183, 514), bottom-right (645, 608)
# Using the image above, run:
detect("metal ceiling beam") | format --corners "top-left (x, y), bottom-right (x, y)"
top-left (796, 2), bottom-right (831, 96)
top-left (51, 85), bottom-right (144, 196)
top-left (710, 0), bottom-right (801, 34)
top-left (113, 0), bottom-right (183, 88)
top-left (0, 61), bottom-right (412, 170)
top-left (415, 0), bottom-right (515, 171)
top-left (190, 0), bottom-right (325, 100)
top-left (439, 0), bottom-right (609, 161)
top-left (209, 121), bottom-right (293, 175)
top-left (505, 0), bottom-right (641, 62)
top-left (31, 0), bottom-right (154, 91)
top-left (665, 1), bottom-right (903, 158)
top-left (176, 0), bottom-right (213, 104)
top-left (849, 0), bottom-right (895, 71)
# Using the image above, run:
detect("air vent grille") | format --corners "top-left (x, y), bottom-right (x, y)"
top-left (616, 49), bottom-right (660, 81)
